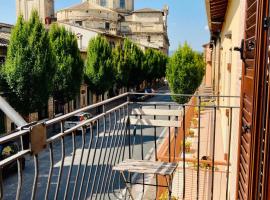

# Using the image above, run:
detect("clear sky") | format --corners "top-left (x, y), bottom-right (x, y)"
top-left (0, 0), bottom-right (210, 51)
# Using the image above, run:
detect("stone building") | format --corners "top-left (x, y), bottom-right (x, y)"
top-left (0, 23), bottom-right (14, 134)
top-left (16, 0), bottom-right (170, 54)
top-left (16, 0), bottom-right (54, 24)
top-left (205, 0), bottom-right (246, 198)
top-left (0, 23), bottom-right (12, 65)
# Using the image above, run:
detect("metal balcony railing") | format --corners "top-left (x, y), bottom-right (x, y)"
top-left (0, 91), bottom-right (240, 200)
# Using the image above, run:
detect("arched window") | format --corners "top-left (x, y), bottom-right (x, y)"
top-left (120, 0), bottom-right (125, 9)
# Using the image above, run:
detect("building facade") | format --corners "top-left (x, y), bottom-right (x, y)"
top-left (0, 23), bottom-right (15, 134)
top-left (205, 0), bottom-right (246, 198)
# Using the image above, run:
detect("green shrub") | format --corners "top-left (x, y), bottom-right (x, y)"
top-left (166, 42), bottom-right (205, 104)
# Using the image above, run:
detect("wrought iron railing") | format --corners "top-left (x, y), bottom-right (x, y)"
top-left (0, 92), bottom-right (239, 200)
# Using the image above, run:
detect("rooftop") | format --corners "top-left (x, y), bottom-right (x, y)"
top-left (58, 1), bottom-right (117, 14)
top-left (133, 8), bottom-right (163, 13)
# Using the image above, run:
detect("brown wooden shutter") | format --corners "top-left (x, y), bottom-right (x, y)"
top-left (237, 0), bottom-right (258, 199)
top-left (237, 0), bottom-right (270, 199)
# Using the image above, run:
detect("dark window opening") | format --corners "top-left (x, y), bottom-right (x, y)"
top-left (75, 21), bottom-right (82, 26)
top-left (0, 56), bottom-right (5, 65)
top-left (105, 22), bottom-right (110, 30)
top-left (147, 36), bottom-right (151, 42)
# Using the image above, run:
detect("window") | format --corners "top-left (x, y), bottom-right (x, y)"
top-left (147, 36), bottom-right (151, 42)
top-left (120, 0), bottom-right (125, 9)
top-left (101, 0), bottom-right (107, 7)
top-left (75, 21), bottom-right (82, 26)
top-left (105, 22), bottom-right (110, 30)
top-left (0, 56), bottom-right (5, 65)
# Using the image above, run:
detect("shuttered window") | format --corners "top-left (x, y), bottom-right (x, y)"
top-left (237, 0), bottom-right (258, 199)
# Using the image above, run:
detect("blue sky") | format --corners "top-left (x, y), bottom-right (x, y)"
top-left (0, 0), bottom-right (209, 51)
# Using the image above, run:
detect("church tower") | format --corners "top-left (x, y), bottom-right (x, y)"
top-left (84, 0), bottom-right (134, 12)
top-left (16, 0), bottom-right (54, 24)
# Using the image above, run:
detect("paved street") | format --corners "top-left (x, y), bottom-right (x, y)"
top-left (2, 89), bottom-right (180, 200)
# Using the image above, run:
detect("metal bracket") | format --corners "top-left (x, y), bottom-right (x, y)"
top-left (264, 17), bottom-right (270, 29)
top-left (234, 39), bottom-right (245, 61)
top-left (30, 123), bottom-right (47, 155)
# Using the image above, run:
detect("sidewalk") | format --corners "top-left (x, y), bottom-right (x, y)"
top-left (172, 106), bottom-right (228, 199)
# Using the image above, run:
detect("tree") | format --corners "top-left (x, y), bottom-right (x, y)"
top-left (113, 39), bottom-right (144, 90)
top-left (1, 11), bottom-right (55, 115)
top-left (143, 48), bottom-right (168, 84)
top-left (85, 35), bottom-right (114, 97)
top-left (156, 51), bottom-right (168, 79)
top-left (166, 42), bottom-right (205, 103)
top-left (112, 43), bottom-right (127, 89)
top-left (49, 23), bottom-right (84, 104)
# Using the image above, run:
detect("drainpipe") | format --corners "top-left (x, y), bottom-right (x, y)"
top-left (0, 96), bottom-right (27, 127)
top-left (217, 36), bottom-right (222, 107)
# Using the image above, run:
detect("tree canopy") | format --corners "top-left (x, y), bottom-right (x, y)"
top-left (85, 35), bottom-right (114, 96)
top-left (1, 11), bottom-right (55, 115)
top-left (49, 23), bottom-right (84, 103)
top-left (166, 42), bottom-right (205, 103)
top-left (143, 48), bottom-right (168, 83)
top-left (113, 39), bottom-right (144, 90)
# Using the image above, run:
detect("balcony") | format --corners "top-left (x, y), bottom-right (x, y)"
top-left (0, 88), bottom-right (239, 200)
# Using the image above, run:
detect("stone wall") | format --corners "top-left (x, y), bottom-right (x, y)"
top-left (16, 0), bottom-right (54, 23)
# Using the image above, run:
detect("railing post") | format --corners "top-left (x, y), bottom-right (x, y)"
top-left (197, 96), bottom-right (201, 200)
top-left (127, 96), bottom-right (131, 160)
top-left (168, 104), bottom-right (171, 163)
top-left (226, 107), bottom-right (233, 200)
top-left (211, 106), bottom-right (217, 200)
top-left (183, 105), bottom-right (186, 200)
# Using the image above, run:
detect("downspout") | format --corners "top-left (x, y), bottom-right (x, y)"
top-left (217, 35), bottom-right (222, 106)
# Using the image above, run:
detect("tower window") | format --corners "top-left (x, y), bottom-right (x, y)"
top-left (101, 0), bottom-right (107, 7)
top-left (120, 0), bottom-right (125, 9)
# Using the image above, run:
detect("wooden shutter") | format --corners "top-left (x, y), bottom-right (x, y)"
top-left (237, 0), bottom-right (258, 199)
top-left (237, 0), bottom-right (269, 199)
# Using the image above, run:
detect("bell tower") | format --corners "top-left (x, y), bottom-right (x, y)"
top-left (16, 0), bottom-right (54, 24)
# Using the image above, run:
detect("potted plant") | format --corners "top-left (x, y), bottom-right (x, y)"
top-left (159, 191), bottom-right (178, 200)
top-left (200, 102), bottom-right (207, 111)
top-left (182, 140), bottom-right (192, 152)
top-left (194, 107), bottom-right (199, 117)
top-left (192, 118), bottom-right (198, 128)
top-left (188, 129), bottom-right (195, 137)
